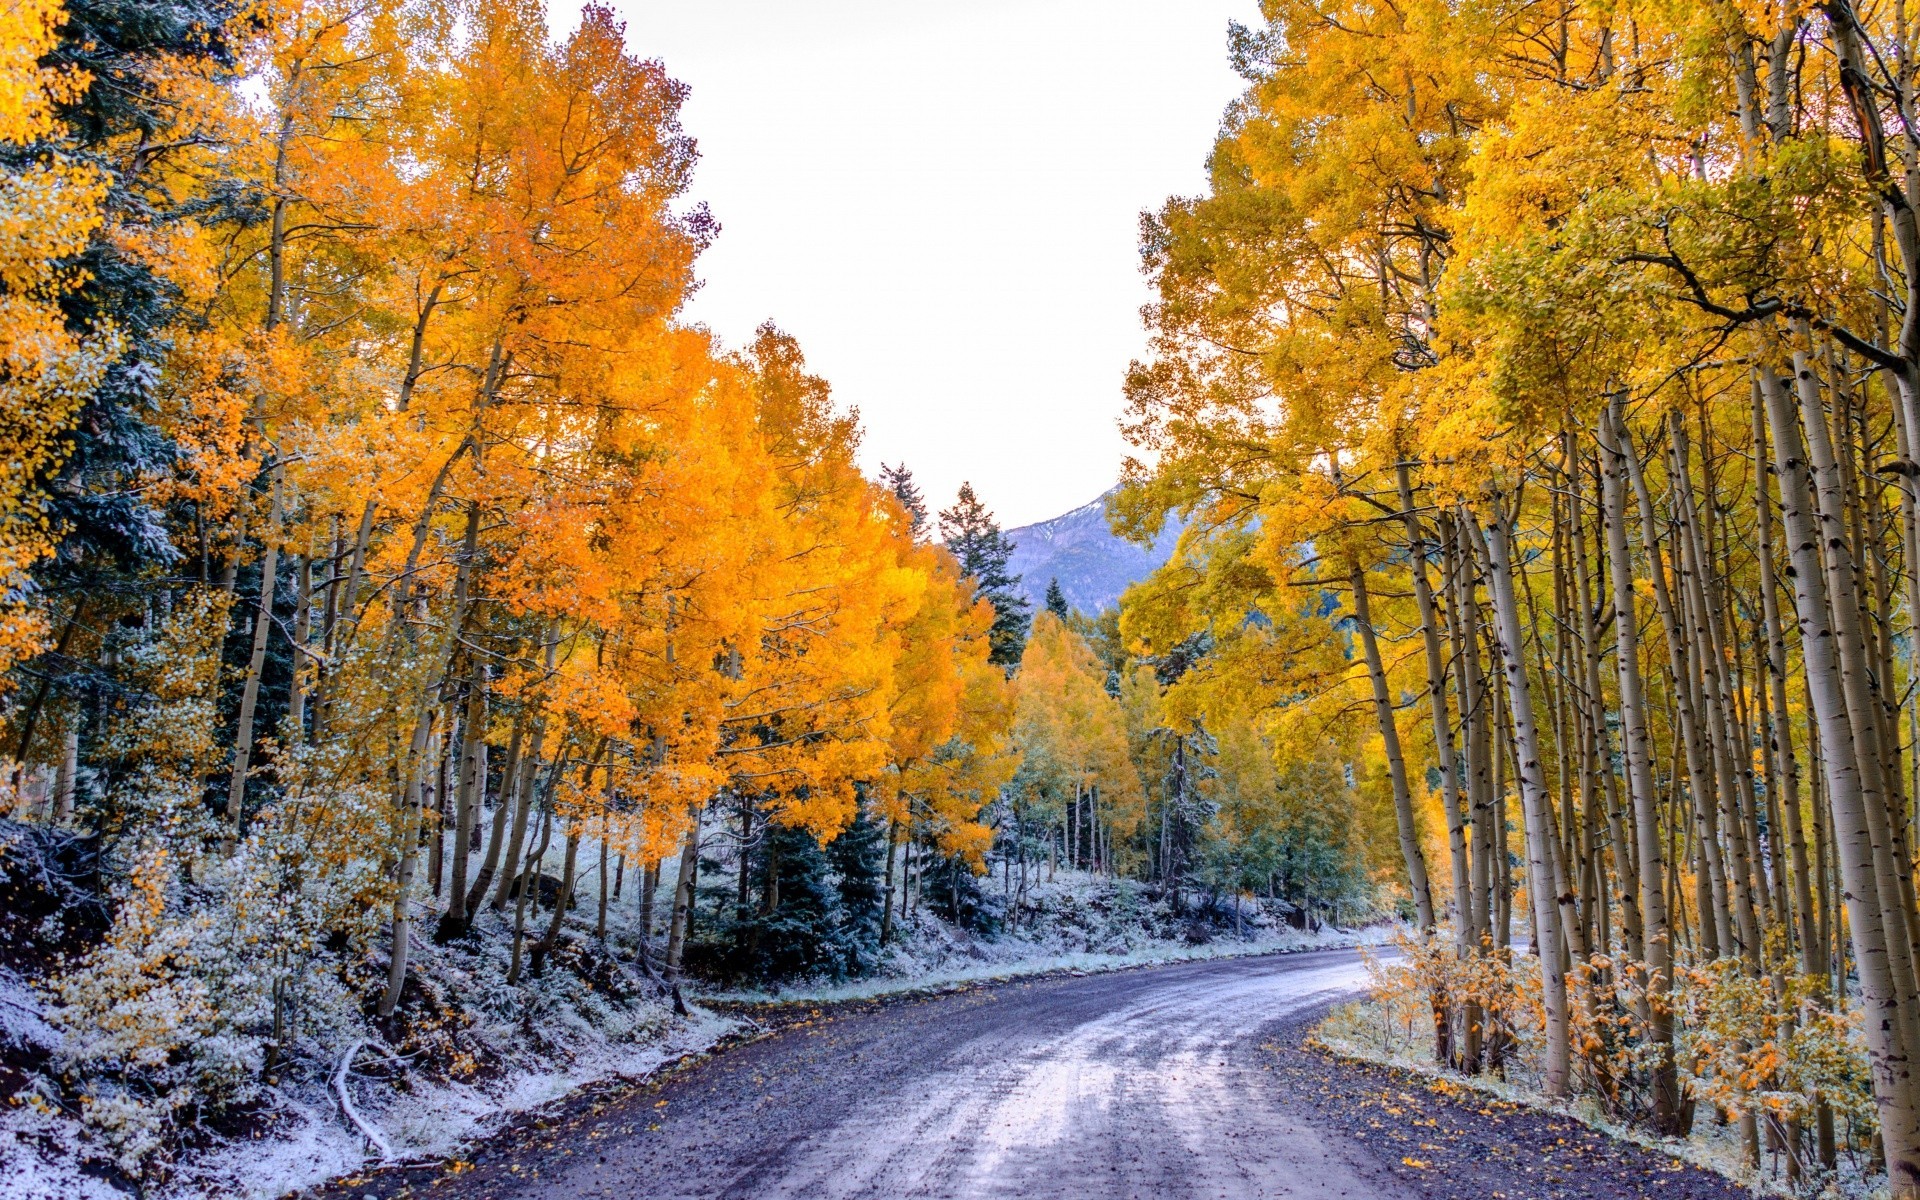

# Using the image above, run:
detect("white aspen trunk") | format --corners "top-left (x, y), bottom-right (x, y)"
top-left (378, 706), bottom-right (435, 1018)
top-left (1396, 465), bottom-right (1474, 944)
top-left (1475, 501), bottom-right (1571, 1097)
top-left (529, 828), bottom-right (580, 977)
top-left (1753, 390), bottom-right (1818, 977)
top-left (1568, 440), bottom-right (1641, 960)
top-left (1668, 421), bottom-right (1764, 967)
top-left (493, 707), bottom-right (553, 912)
top-left (224, 468), bottom-right (284, 853)
top-left (663, 806), bottom-right (703, 984)
top-left (466, 709), bottom-right (524, 917)
top-left (380, 494), bottom-right (480, 1013)
top-left (1621, 422), bottom-right (1732, 958)
top-left (1599, 399), bottom-right (1678, 1130)
top-left (51, 725), bottom-right (77, 826)
top-left (287, 554), bottom-right (311, 742)
top-left (1791, 342), bottom-right (1920, 1014)
top-left (880, 817), bottom-right (898, 944)
top-left (442, 665), bottom-right (488, 931)
top-left (1351, 564), bottom-right (1435, 931)
top-left (1446, 525), bottom-right (1495, 951)
top-left (1760, 360), bottom-right (1920, 1178)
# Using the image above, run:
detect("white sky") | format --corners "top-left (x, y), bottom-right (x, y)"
top-left (602, 0), bottom-right (1258, 527)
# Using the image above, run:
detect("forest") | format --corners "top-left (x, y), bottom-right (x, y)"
top-left (17, 0), bottom-right (1920, 1192)
top-left (1110, 0), bottom-right (1920, 1193)
top-left (0, 0), bottom-right (1384, 1189)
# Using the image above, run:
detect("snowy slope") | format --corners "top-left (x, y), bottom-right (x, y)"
top-left (1004, 492), bottom-right (1182, 615)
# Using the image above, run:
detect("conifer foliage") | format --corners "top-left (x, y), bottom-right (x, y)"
top-left (1044, 578), bottom-right (1069, 619)
top-left (939, 482), bottom-right (1030, 667)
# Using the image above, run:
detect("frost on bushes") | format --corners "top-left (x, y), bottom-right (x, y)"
top-left (1671, 959), bottom-right (1875, 1137)
top-left (37, 593), bottom-right (395, 1176)
top-left (1360, 932), bottom-right (1877, 1153)
top-left (50, 843), bottom-right (225, 1169)
top-left (43, 595), bottom-right (229, 1170)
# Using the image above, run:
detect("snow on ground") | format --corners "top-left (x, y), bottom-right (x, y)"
top-left (0, 858), bottom-right (1390, 1200)
top-left (0, 971), bottom-right (59, 1055)
top-left (2, 979), bottom-right (735, 1200)
top-left (709, 869), bottom-right (1397, 1004)
top-left (2, 987), bottom-right (736, 1200)
top-left (0, 856), bottom-right (739, 1200)
top-left (0, 1105), bottom-right (129, 1200)
top-left (160, 1006), bottom-right (737, 1200)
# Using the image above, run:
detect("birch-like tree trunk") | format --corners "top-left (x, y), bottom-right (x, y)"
top-left (1475, 499), bottom-right (1571, 1097)
top-left (1350, 564), bottom-right (1435, 932)
top-left (438, 663), bottom-right (489, 937)
top-left (224, 468), bottom-right (284, 853)
top-left (1599, 398), bottom-right (1679, 1131)
top-left (663, 805), bottom-right (703, 985)
top-left (1396, 465), bottom-right (1474, 945)
top-left (1760, 359), bottom-right (1920, 1181)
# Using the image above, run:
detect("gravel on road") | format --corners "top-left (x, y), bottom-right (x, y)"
top-left (313, 949), bottom-right (1747, 1200)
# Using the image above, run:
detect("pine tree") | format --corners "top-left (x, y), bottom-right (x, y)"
top-left (879, 462), bottom-right (928, 541)
top-left (1044, 578), bottom-right (1069, 619)
top-left (827, 802), bottom-right (887, 974)
top-left (921, 850), bottom-right (1001, 934)
top-left (939, 482), bottom-right (1030, 667)
top-left (744, 822), bottom-right (849, 982)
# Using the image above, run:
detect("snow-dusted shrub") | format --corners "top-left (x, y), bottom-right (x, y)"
top-left (37, 593), bottom-right (395, 1175)
top-left (1360, 930), bottom-right (1879, 1162)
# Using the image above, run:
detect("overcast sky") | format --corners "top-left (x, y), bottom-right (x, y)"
top-left (601, 0), bottom-right (1258, 528)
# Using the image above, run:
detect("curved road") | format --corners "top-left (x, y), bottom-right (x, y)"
top-left (422, 950), bottom-right (1408, 1199)
top-left (388, 948), bottom-right (1742, 1200)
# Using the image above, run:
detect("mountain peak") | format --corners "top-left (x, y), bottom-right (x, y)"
top-left (1004, 491), bottom-right (1181, 614)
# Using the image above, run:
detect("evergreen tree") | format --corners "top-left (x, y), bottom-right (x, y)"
top-left (6, 0), bottom-right (242, 781)
top-left (939, 482), bottom-right (1030, 667)
top-left (921, 850), bottom-right (1001, 934)
top-left (38, 0), bottom-right (241, 581)
top-left (878, 462), bottom-right (928, 541)
top-left (827, 803), bottom-right (887, 974)
top-left (1044, 578), bottom-right (1069, 619)
top-left (743, 823), bottom-right (849, 982)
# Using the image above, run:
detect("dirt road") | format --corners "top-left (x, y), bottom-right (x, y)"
top-left (345, 949), bottom-right (1745, 1200)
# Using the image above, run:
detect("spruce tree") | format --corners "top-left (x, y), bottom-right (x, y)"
top-left (8, 0), bottom-right (242, 780)
top-left (828, 803), bottom-right (887, 974)
top-left (878, 463), bottom-right (928, 541)
top-left (938, 482), bottom-right (1030, 667)
top-left (37, 0), bottom-right (242, 580)
top-left (922, 852), bottom-right (1001, 934)
top-left (744, 822), bottom-right (849, 982)
top-left (1044, 578), bottom-right (1069, 619)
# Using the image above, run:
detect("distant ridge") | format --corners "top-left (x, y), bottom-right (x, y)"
top-left (1004, 491), bottom-right (1182, 615)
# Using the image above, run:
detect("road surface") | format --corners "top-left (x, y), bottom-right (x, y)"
top-left (366, 948), bottom-right (1745, 1200)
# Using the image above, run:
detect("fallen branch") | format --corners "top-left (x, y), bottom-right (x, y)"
top-left (333, 1040), bottom-right (394, 1164)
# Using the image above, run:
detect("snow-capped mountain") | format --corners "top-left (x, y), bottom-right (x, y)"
top-left (1005, 492), bottom-right (1182, 615)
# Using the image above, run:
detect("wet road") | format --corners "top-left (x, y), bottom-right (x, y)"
top-left (422, 949), bottom-right (1417, 1199)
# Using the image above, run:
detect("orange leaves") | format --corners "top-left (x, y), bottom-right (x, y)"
top-left (0, 0), bottom-right (115, 679)
top-left (871, 537), bottom-right (1015, 862)
top-left (0, 0), bottom-right (89, 146)
top-left (22, 0), bottom-right (1026, 886)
